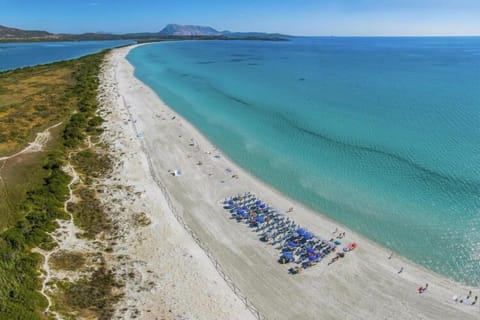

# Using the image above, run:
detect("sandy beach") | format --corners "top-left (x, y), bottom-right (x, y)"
top-left (100, 44), bottom-right (479, 320)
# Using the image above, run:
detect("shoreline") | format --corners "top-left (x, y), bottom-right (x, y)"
top-left (98, 44), bottom-right (256, 319)
top-left (103, 44), bottom-right (479, 319)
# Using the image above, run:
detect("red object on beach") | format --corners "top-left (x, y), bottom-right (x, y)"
top-left (348, 242), bottom-right (357, 251)
top-left (418, 287), bottom-right (423, 293)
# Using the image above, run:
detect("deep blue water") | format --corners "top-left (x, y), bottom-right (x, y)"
top-left (0, 40), bottom-right (135, 71)
top-left (128, 37), bottom-right (480, 286)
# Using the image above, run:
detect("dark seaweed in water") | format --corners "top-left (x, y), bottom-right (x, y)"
top-left (197, 61), bottom-right (215, 64)
top-left (229, 58), bottom-right (244, 62)
top-left (230, 53), bottom-right (252, 57)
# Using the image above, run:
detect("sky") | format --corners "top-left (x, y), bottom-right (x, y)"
top-left (1, 0), bottom-right (480, 36)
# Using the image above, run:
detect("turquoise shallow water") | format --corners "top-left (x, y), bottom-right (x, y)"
top-left (0, 40), bottom-right (135, 71)
top-left (128, 38), bottom-right (480, 286)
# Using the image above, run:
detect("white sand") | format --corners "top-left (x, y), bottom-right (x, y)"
top-left (98, 47), bottom-right (256, 320)
top-left (101, 44), bottom-right (480, 320)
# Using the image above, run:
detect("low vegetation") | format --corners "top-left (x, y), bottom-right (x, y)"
top-left (50, 250), bottom-right (86, 271)
top-left (0, 154), bottom-right (69, 318)
top-left (0, 62), bottom-right (75, 156)
top-left (72, 149), bottom-right (112, 179)
top-left (68, 188), bottom-right (111, 239)
top-left (0, 51), bottom-right (119, 319)
top-left (54, 266), bottom-right (121, 320)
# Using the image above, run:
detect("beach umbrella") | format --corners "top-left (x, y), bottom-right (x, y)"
top-left (304, 232), bottom-right (313, 240)
top-left (282, 252), bottom-right (294, 260)
top-left (259, 204), bottom-right (266, 209)
top-left (241, 212), bottom-right (249, 218)
top-left (288, 241), bottom-right (298, 248)
top-left (227, 200), bottom-right (234, 206)
top-left (309, 255), bottom-right (318, 261)
top-left (256, 216), bottom-right (265, 223)
top-left (296, 228), bottom-right (306, 236)
top-left (255, 200), bottom-right (262, 205)
top-left (306, 247), bottom-right (315, 254)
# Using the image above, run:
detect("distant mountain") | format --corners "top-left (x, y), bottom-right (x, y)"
top-left (159, 24), bottom-right (222, 36)
top-left (158, 24), bottom-right (290, 39)
top-left (0, 24), bottom-right (55, 39)
top-left (0, 23), bottom-right (290, 42)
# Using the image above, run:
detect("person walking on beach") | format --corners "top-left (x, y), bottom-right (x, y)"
top-left (398, 267), bottom-right (404, 274)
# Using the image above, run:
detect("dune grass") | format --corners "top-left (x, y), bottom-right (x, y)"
top-left (50, 250), bottom-right (86, 271)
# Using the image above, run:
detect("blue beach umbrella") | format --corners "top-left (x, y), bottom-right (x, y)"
top-left (288, 241), bottom-right (298, 248)
top-left (256, 216), bottom-right (265, 223)
top-left (309, 255), bottom-right (318, 261)
top-left (296, 228), bottom-right (306, 236)
top-left (282, 252), bottom-right (294, 260)
top-left (304, 232), bottom-right (313, 240)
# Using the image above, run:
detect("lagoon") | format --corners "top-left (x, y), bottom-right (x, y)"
top-left (0, 40), bottom-right (134, 71)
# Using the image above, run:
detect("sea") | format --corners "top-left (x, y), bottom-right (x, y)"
top-left (0, 40), bottom-right (134, 71)
top-left (127, 37), bottom-right (480, 286)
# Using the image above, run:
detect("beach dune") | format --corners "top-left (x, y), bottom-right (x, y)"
top-left (102, 45), bottom-right (479, 319)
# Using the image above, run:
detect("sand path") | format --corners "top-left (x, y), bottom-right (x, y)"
top-left (105, 45), bottom-right (479, 320)
top-left (0, 121), bottom-right (62, 162)
top-left (33, 162), bottom-right (88, 319)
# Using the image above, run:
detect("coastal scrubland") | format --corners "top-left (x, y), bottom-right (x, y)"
top-left (0, 52), bottom-right (119, 319)
top-left (0, 63), bottom-right (75, 156)
top-left (0, 61), bottom-right (76, 231)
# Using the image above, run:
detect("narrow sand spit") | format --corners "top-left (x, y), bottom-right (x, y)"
top-left (102, 45), bottom-right (479, 320)
top-left (98, 48), bottom-right (256, 320)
